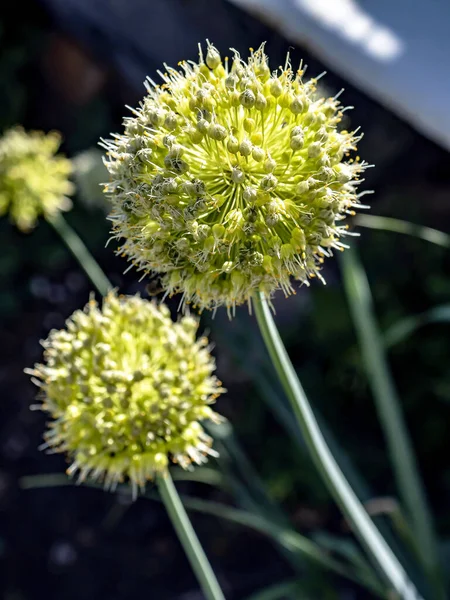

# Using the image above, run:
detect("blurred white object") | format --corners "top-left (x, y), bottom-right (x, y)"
top-left (229, 0), bottom-right (450, 151)
top-left (72, 149), bottom-right (109, 212)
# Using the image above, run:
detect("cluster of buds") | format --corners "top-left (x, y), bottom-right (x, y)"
top-left (102, 42), bottom-right (367, 311)
top-left (26, 292), bottom-right (224, 496)
top-left (0, 127), bottom-right (73, 231)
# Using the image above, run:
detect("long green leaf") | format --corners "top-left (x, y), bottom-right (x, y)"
top-left (20, 473), bottom-right (385, 595)
top-left (244, 580), bottom-right (303, 600)
top-left (355, 215), bottom-right (450, 249)
top-left (384, 304), bottom-right (450, 348)
top-left (340, 249), bottom-right (444, 597)
top-left (253, 292), bottom-right (420, 599)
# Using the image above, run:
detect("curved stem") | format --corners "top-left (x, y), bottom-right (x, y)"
top-left (47, 212), bottom-right (111, 296)
top-left (157, 472), bottom-right (226, 600)
top-left (253, 291), bottom-right (423, 600)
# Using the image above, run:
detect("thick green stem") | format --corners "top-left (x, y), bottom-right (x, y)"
top-left (253, 291), bottom-right (422, 600)
top-left (47, 212), bottom-right (111, 297)
top-left (157, 472), bottom-right (226, 600)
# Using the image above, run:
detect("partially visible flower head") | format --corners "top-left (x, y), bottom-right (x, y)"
top-left (102, 42), bottom-right (368, 311)
top-left (0, 127), bottom-right (73, 231)
top-left (26, 292), bottom-right (224, 496)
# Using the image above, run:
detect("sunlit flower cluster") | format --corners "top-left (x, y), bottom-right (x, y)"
top-left (26, 292), bottom-right (224, 496)
top-left (0, 127), bottom-right (73, 231)
top-left (103, 42), bottom-right (367, 311)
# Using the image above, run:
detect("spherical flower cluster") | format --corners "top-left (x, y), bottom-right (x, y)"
top-left (26, 292), bottom-right (224, 496)
top-left (0, 127), bottom-right (73, 232)
top-left (102, 43), bottom-right (367, 311)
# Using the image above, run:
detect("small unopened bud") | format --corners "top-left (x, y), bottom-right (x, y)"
top-left (291, 126), bottom-right (303, 138)
top-left (269, 79), bottom-right (282, 97)
top-left (188, 128), bottom-right (204, 144)
top-left (222, 260), bottom-right (234, 273)
top-left (196, 119), bottom-right (209, 134)
top-left (252, 147), bottom-right (264, 162)
top-left (239, 138), bottom-right (252, 157)
top-left (227, 136), bottom-right (239, 154)
top-left (149, 109), bottom-right (165, 127)
top-left (163, 135), bottom-right (176, 148)
top-left (296, 181), bottom-right (309, 195)
top-left (290, 96), bottom-right (305, 114)
top-left (212, 223), bottom-right (225, 238)
top-left (308, 142), bottom-right (322, 158)
top-left (231, 168), bottom-right (245, 184)
top-left (225, 74), bottom-right (238, 89)
top-left (244, 118), bottom-right (255, 133)
top-left (290, 135), bottom-right (304, 151)
top-left (255, 93), bottom-right (267, 110)
top-left (164, 156), bottom-right (189, 174)
top-left (206, 46), bottom-right (221, 69)
top-left (243, 186), bottom-right (257, 203)
top-left (240, 89), bottom-right (256, 107)
top-left (260, 174), bottom-right (278, 191)
top-left (208, 123), bottom-right (227, 141)
top-left (164, 113), bottom-right (178, 131)
top-left (264, 156), bottom-right (276, 173)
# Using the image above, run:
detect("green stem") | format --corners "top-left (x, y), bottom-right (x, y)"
top-left (253, 291), bottom-right (422, 600)
top-left (46, 216), bottom-right (223, 598)
top-left (47, 212), bottom-right (111, 296)
top-left (340, 249), bottom-right (444, 597)
top-left (157, 472), bottom-right (226, 600)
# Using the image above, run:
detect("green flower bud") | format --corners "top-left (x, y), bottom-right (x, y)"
top-left (212, 223), bottom-right (225, 238)
top-left (290, 96), bottom-right (305, 114)
top-left (208, 123), bottom-right (227, 141)
top-left (206, 45), bottom-right (221, 69)
top-left (308, 142), bottom-right (322, 158)
top-left (225, 74), bottom-right (238, 89)
top-left (164, 113), bottom-right (178, 131)
top-left (26, 292), bottom-right (225, 496)
top-left (269, 78), bottom-right (282, 97)
top-left (231, 168), bottom-right (245, 184)
top-left (296, 181), bottom-right (309, 195)
top-left (239, 138), bottom-right (252, 157)
top-left (290, 135), bottom-right (304, 151)
top-left (243, 186), bottom-right (257, 203)
top-left (255, 93), bottom-right (268, 111)
top-left (244, 118), bottom-right (255, 133)
top-left (260, 174), bottom-right (278, 191)
top-left (227, 136), bottom-right (239, 154)
top-left (264, 156), bottom-right (277, 173)
top-left (252, 146), bottom-right (265, 162)
top-left (240, 89), bottom-right (256, 108)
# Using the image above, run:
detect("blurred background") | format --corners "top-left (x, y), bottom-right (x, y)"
top-left (1, 0), bottom-right (449, 598)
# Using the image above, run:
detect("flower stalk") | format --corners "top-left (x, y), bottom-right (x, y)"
top-left (157, 472), bottom-right (226, 600)
top-left (47, 212), bottom-right (111, 297)
top-left (253, 291), bottom-right (423, 600)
